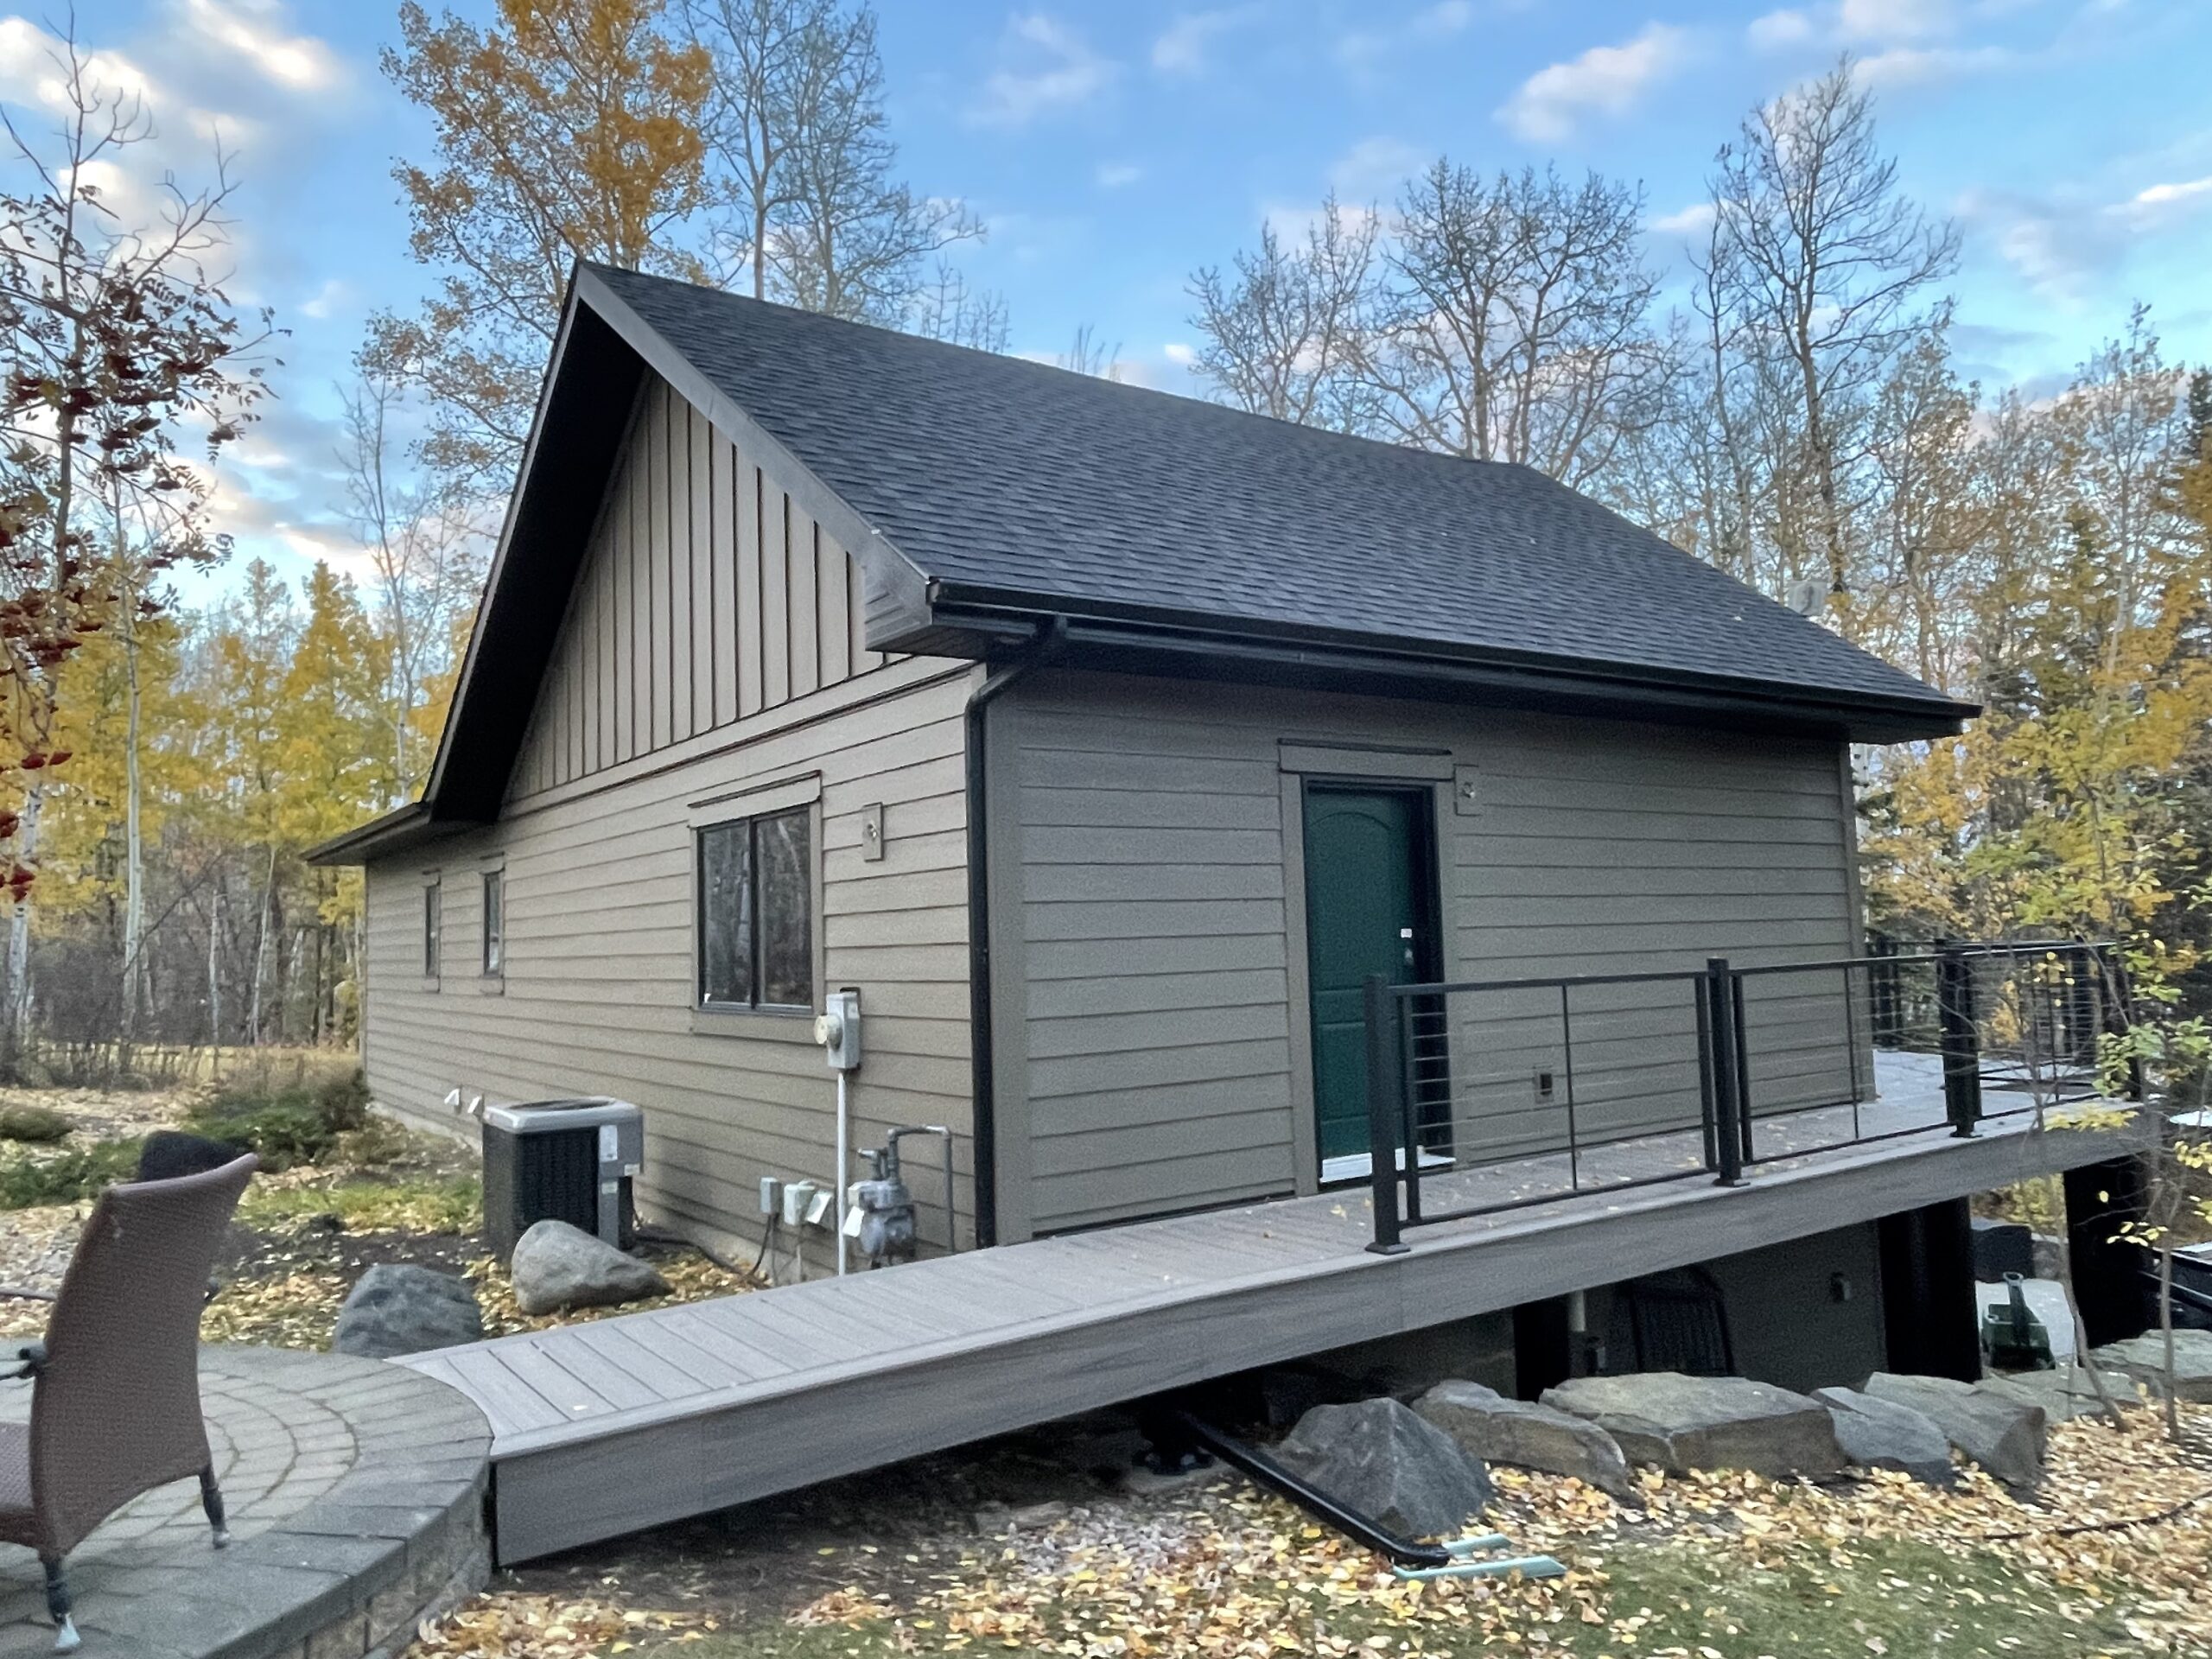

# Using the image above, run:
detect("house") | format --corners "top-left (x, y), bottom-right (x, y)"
top-left (310, 261), bottom-right (1975, 1264)
top-left (315, 266), bottom-right (2166, 1561)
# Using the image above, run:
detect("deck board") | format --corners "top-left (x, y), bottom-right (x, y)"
top-left (405, 1052), bottom-right (2145, 1564)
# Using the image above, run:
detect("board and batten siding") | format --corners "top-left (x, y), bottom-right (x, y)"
top-left (988, 669), bottom-right (1865, 1240)
top-left (362, 370), bottom-right (977, 1256)
top-left (508, 375), bottom-right (885, 799)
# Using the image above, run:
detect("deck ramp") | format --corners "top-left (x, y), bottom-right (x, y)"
top-left (400, 1054), bottom-right (2134, 1563)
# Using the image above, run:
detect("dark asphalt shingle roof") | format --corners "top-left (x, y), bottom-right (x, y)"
top-left (589, 264), bottom-right (1958, 716)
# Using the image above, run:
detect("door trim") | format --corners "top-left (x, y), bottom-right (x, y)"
top-left (1281, 774), bottom-right (1448, 1196)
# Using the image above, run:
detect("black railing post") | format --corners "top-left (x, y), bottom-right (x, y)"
top-left (1705, 957), bottom-right (1745, 1186)
top-left (1869, 931), bottom-right (1900, 1047)
top-left (1364, 975), bottom-right (1410, 1255)
top-left (1937, 940), bottom-right (1981, 1137)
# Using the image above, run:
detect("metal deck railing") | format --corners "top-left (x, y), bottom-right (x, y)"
top-left (1360, 938), bottom-right (2131, 1253)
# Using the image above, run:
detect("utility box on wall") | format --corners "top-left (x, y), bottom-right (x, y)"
top-left (482, 1097), bottom-right (645, 1261)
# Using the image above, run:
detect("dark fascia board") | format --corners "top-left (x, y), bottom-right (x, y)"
top-left (570, 265), bottom-right (937, 646)
top-left (915, 588), bottom-right (1977, 744)
top-left (303, 802), bottom-right (448, 867)
top-left (420, 285), bottom-right (645, 822)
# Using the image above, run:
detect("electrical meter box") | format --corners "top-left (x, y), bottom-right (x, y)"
top-left (482, 1096), bottom-right (644, 1262)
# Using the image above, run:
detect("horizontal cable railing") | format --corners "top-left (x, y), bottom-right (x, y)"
top-left (1363, 938), bottom-right (2130, 1255)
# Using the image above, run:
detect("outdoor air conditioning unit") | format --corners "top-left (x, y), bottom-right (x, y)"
top-left (481, 1097), bottom-right (645, 1262)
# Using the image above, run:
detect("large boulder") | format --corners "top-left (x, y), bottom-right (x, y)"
top-left (1274, 1398), bottom-right (1495, 1540)
top-left (1540, 1374), bottom-right (1843, 1479)
top-left (2092, 1328), bottom-right (2212, 1404)
top-left (510, 1218), bottom-right (670, 1315)
top-left (1414, 1380), bottom-right (1636, 1499)
top-left (333, 1263), bottom-right (483, 1358)
top-left (1980, 1364), bottom-right (2140, 1424)
top-left (1811, 1387), bottom-right (1955, 1484)
top-left (1863, 1373), bottom-right (2046, 1487)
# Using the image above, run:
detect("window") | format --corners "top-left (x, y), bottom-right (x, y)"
top-left (423, 880), bottom-right (442, 979)
top-left (481, 870), bottom-right (505, 976)
top-left (697, 807), bottom-right (813, 1012)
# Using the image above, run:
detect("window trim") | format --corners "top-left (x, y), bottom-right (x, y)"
top-left (480, 868), bottom-right (505, 979)
top-left (421, 877), bottom-right (442, 988)
top-left (691, 798), bottom-right (823, 1026)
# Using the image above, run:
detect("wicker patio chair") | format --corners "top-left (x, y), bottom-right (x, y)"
top-left (0, 1153), bottom-right (257, 1650)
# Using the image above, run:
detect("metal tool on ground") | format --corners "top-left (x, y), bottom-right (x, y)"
top-left (1164, 1410), bottom-right (1565, 1584)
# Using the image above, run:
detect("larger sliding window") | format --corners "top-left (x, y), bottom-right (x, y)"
top-left (696, 807), bottom-right (814, 1014)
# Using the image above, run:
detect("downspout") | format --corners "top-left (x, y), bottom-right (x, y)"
top-left (965, 618), bottom-right (1068, 1249)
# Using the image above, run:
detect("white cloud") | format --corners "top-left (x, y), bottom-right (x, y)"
top-left (1852, 42), bottom-right (2012, 85)
top-left (1647, 200), bottom-right (1718, 237)
top-left (1095, 161), bottom-right (1142, 188)
top-left (296, 276), bottom-right (348, 320)
top-left (1838, 0), bottom-right (1950, 41)
top-left (1152, 6), bottom-right (1262, 78)
top-left (1337, 2), bottom-right (1473, 75)
top-left (1163, 341), bottom-right (1197, 366)
top-left (1328, 136), bottom-right (1426, 202)
top-left (1496, 23), bottom-right (1693, 144)
top-left (968, 14), bottom-right (1116, 128)
top-left (175, 0), bottom-right (342, 93)
top-left (1747, 9), bottom-right (1818, 49)
top-left (1959, 169), bottom-right (2212, 306)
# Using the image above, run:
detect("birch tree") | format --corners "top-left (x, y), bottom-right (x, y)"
top-left (1705, 60), bottom-right (1959, 603)
top-left (0, 22), bottom-right (270, 1071)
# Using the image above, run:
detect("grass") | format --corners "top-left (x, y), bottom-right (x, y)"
top-left (601, 1533), bottom-right (2145, 1659)
top-left (236, 1173), bottom-right (481, 1236)
top-left (180, 1067), bottom-right (372, 1171)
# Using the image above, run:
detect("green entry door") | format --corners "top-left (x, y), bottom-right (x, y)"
top-left (1303, 786), bottom-right (1434, 1168)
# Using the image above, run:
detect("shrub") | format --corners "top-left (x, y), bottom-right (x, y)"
top-left (0, 1139), bottom-right (142, 1208)
top-left (0, 1105), bottom-right (73, 1143)
top-left (183, 1067), bottom-right (375, 1172)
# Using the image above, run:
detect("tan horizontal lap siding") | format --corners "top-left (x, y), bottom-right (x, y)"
top-left (365, 365), bottom-right (973, 1255)
top-left (366, 664), bottom-right (976, 1251)
top-left (995, 671), bottom-right (1860, 1237)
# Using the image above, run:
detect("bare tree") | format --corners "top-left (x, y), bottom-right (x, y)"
top-left (1706, 59), bottom-right (1959, 601)
top-left (906, 259), bottom-right (1009, 353)
top-left (339, 359), bottom-right (486, 802)
top-left (1360, 162), bottom-right (1665, 489)
top-left (683, 0), bottom-right (980, 321)
top-left (1185, 197), bottom-right (1379, 429)
top-left (1056, 323), bottom-right (1123, 381)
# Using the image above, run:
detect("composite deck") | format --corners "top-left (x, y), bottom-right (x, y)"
top-left (402, 1051), bottom-right (2139, 1563)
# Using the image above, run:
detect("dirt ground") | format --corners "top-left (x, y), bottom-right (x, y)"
top-left (0, 1077), bottom-right (753, 1347)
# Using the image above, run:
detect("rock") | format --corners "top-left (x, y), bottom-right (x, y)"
top-left (1274, 1398), bottom-right (1495, 1540)
top-left (1811, 1387), bottom-right (1955, 1484)
top-left (510, 1218), bottom-right (670, 1315)
top-left (1980, 1365), bottom-right (2140, 1424)
top-left (1540, 1374), bottom-right (1843, 1479)
top-left (333, 1263), bottom-right (483, 1358)
top-left (2092, 1328), bottom-right (2212, 1403)
top-left (1414, 1380), bottom-right (1637, 1499)
top-left (0, 1105), bottom-right (69, 1143)
top-left (137, 1129), bottom-right (249, 1180)
top-left (1863, 1373), bottom-right (2046, 1486)
top-left (13, 1060), bottom-right (53, 1089)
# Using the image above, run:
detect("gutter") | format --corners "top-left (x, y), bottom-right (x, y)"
top-left (964, 618), bottom-right (1067, 1249)
top-left (924, 592), bottom-right (1977, 739)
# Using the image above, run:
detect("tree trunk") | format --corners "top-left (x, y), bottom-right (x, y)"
top-left (3, 782), bottom-right (44, 1071)
top-left (247, 843), bottom-right (276, 1045)
top-left (121, 567), bottom-right (145, 1060)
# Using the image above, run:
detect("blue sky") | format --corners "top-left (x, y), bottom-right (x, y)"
top-left (22, 0), bottom-right (2212, 599)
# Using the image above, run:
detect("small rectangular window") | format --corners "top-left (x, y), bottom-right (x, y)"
top-left (423, 880), bottom-right (442, 980)
top-left (482, 870), bottom-right (504, 976)
top-left (697, 807), bottom-right (812, 1013)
